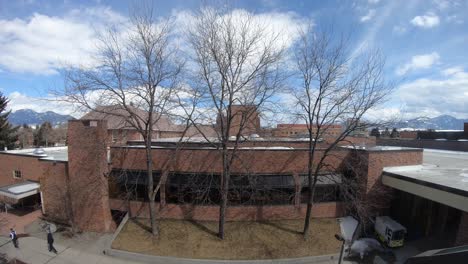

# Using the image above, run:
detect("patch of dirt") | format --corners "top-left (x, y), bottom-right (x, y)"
top-left (112, 218), bottom-right (341, 260)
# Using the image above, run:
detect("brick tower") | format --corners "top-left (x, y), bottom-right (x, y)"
top-left (67, 120), bottom-right (115, 232)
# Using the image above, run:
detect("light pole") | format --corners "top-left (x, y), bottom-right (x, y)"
top-left (335, 234), bottom-right (345, 264)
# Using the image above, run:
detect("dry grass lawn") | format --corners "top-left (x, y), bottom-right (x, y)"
top-left (112, 218), bottom-right (341, 260)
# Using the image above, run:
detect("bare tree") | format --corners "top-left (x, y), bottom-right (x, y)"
top-left (339, 150), bottom-right (394, 237)
top-left (184, 6), bottom-right (286, 239)
top-left (291, 24), bottom-right (393, 238)
top-left (60, 3), bottom-right (183, 236)
top-left (17, 124), bottom-right (34, 148)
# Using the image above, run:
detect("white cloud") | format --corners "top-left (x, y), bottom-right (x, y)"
top-left (396, 67), bottom-right (468, 118)
top-left (0, 6), bottom-right (127, 75)
top-left (173, 8), bottom-right (307, 50)
top-left (368, 0), bottom-right (380, 3)
top-left (442, 66), bottom-right (464, 76)
top-left (396, 52), bottom-right (440, 76)
top-left (360, 9), bottom-right (376, 22)
top-left (351, 0), bottom-right (399, 60)
top-left (410, 12), bottom-right (440, 28)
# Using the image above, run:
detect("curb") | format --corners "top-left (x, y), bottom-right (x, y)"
top-left (106, 248), bottom-right (339, 264)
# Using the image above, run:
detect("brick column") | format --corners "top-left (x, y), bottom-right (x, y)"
top-left (68, 120), bottom-right (115, 232)
top-left (455, 211), bottom-right (468, 245)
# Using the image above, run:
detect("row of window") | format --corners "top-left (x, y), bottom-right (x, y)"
top-left (110, 170), bottom-right (343, 205)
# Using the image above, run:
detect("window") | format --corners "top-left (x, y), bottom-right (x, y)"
top-left (13, 170), bottom-right (22, 179)
top-left (111, 130), bottom-right (118, 143)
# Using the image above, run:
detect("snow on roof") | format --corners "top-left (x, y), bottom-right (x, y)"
top-left (340, 145), bottom-right (421, 151)
top-left (8, 182), bottom-right (40, 194)
top-left (1, 147), bottom-right (68, 162)
top-left (383, 149), bottom-right (468, 196)
top-left (0, 180), bottom-right (40, 201)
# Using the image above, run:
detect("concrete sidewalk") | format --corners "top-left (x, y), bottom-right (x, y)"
top-left (0, 235), bottom-right (356, 264)
top-left (0, 236), bottom-right (145, 264)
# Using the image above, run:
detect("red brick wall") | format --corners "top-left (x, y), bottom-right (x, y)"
top-left (272, 124), bottom-right (343, 138)
top-left (109, 199), bottom-right (344, 221)
top-left (0, 154), bottom-right (43, 186)
top-left (0, 194), bottom-right (19, 204)
top-left (365, 150), bottom-right (423, 192)
top-left (400, 131), bottom-right (418, 139)
top-left (111, 147), bottom-right (350, 175)
top-left (40, 161), bottom-right (69, 223)
top-left (68, 120), bottom-right (115, 232)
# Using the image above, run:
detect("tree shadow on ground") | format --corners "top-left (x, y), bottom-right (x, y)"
top-left (131, 218), bottom-right (152, 233)
top-left (187, 220), bottom-right (218, 238)
top-left (261, 221), bottom-right (302, 235)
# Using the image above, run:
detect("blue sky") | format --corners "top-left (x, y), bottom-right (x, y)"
top-left (0, 0), bottom-right (467, 119)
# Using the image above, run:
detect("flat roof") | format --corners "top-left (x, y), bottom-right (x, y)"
top-left (131, 136), bottom-right (315, 144)
top-left (384, 149), bottom-right (468, 195)
top-left (383, 149), bottom-right (468, 211)
top-left (0, 180), bottom-right (40, 200)
top-left (340, 145), bottom-right (422, 152)
top-left (1, 147), bottom-right (68, 162)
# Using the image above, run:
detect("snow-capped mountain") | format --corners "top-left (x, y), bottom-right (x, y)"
top-left (8, 109), bottom-right (75, 126)
top-left (395, 115), bottom-right (468, 130)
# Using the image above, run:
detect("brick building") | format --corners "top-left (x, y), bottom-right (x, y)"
top-left (0, 109), bottom-right (467, 247)
top-left (272, 124), bottom-right (343, 138)
top-left (216, 105), bottom-right (261, 137)
top-left (81, 105), bottom-right (217, 145)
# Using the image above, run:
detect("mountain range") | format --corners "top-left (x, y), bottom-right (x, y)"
top-left (392, 115), bottom-right (468, 130)
top-left (8, 109), bottom-right (75, 126)
top-left (6, 109), bottom-right (468, 130)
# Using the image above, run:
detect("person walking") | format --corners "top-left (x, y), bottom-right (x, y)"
top-left (9, 228), bottom-right (18, 248)
top-left (47, 227), bottom-right (58, 254)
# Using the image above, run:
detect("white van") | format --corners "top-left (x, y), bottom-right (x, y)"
top-left (375, 216), bottom-right (406, 247)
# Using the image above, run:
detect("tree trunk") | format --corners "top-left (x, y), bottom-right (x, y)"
top-left (218, 146), bottom-right (229, 239)
top-left (146, 135), bottom-right (158, 236)
top-left (303, 131), bottom-right (316, 239)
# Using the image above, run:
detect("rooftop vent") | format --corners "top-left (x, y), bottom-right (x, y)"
top-left (249, 134), bottom-right (260, 139)
top-left (32, 148), bottom-right (47, 157)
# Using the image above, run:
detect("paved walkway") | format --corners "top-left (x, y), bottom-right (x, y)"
top-left (1, 210), bottom-right (42, 236)
top-left (0, 236), bottom-right (146, 264)
top-left (0, 235), bottom-right (357, 264)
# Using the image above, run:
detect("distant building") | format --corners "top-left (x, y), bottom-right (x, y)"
top-left (81, 105), bottom-right (216, 144)
top-left (272, 124), bottom-right (342, 138)
top-left (216, 105), bottom-right (261, 137)
top-left (400, 130), bottom-right (418, 139)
